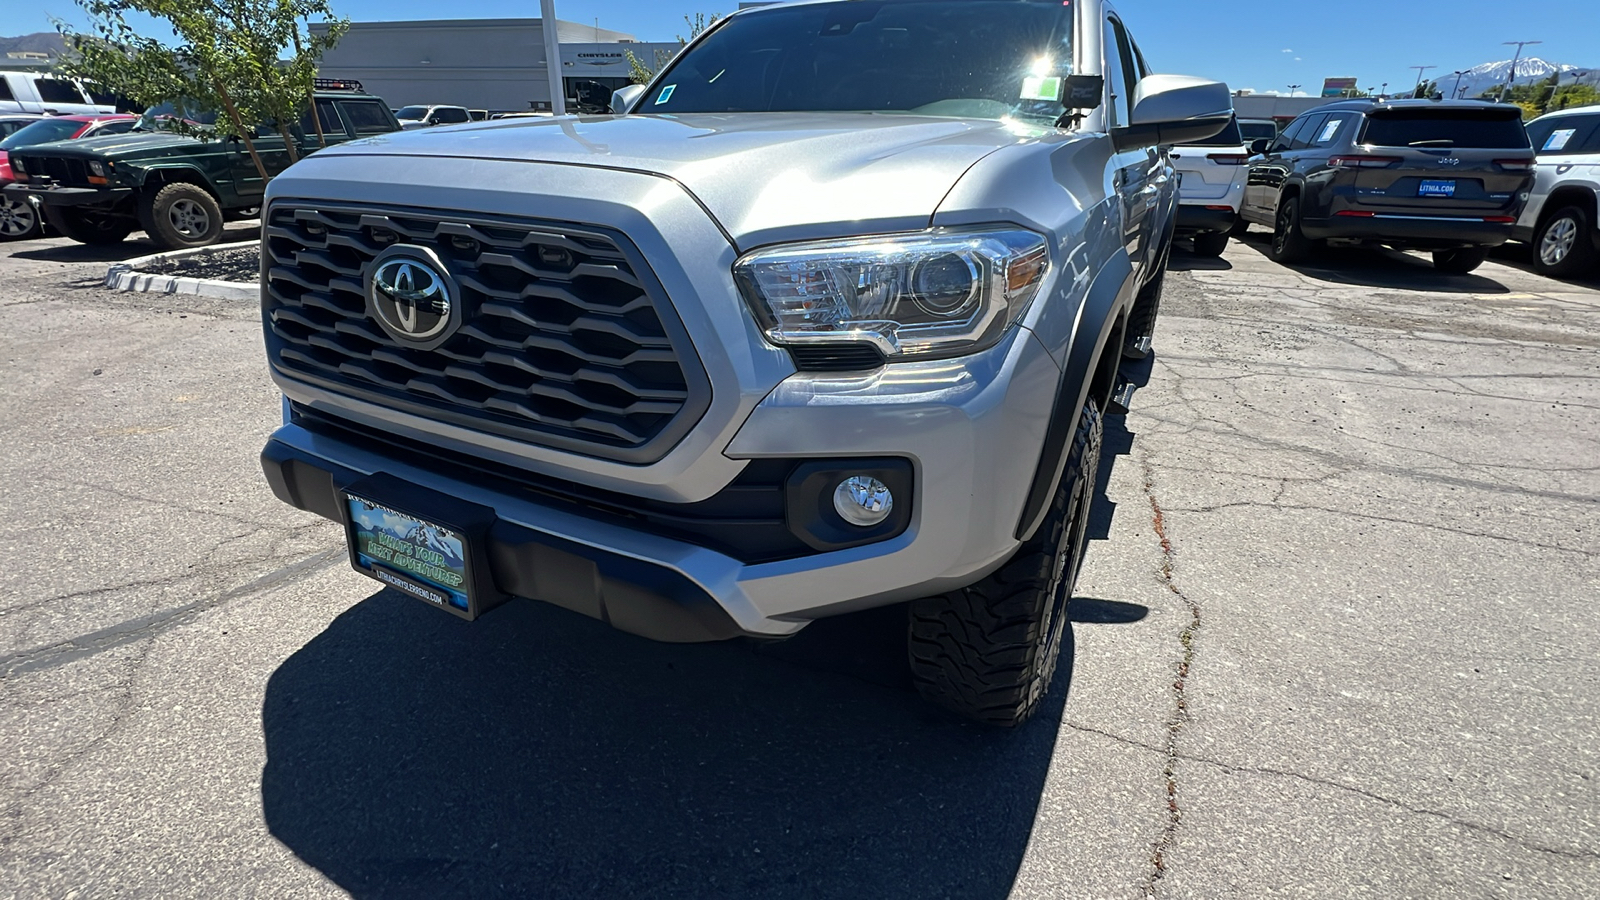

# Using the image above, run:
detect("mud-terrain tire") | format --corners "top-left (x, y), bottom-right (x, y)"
top-left (0, 195), bottom-right (43, 241)
top-left (1532, 206), bottom-right (1597, 278)
top-left (42, 207), bottom-right (133, 245)
top-left (909, 397), bottom-right (1105, 726)
top-left (139, 183), bottom-right (224, 250)
top-left (1432, 247), bottom-right (1487, 274)
top-left (1192, 231), bottom-right (1229, 257)
top-left (1267, 195), bottom-right (1313, 264)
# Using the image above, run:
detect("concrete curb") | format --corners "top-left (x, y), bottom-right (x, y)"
top-left (104, 236), bottom-right (259, 303)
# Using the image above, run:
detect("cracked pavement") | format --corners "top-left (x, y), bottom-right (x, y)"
top-left (1, 228), bottom-right (1597, 899)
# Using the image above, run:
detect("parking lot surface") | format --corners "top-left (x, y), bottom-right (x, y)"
top-left (1, 229), bottom-right (1596, 899)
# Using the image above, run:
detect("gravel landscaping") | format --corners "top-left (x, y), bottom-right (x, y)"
top-left (137, 243), bottom-right (261, 283)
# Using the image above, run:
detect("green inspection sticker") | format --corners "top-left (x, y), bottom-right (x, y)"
top-left (1020, 76), bottom-right (1062, 102)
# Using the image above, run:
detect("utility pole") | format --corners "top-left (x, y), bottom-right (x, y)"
top-left (1409, 65), bottom-right (1436, 98)
top-left (541, 0), bottom-right (565, 115)
top-left (1501, 40), bottom-right (1541, 101)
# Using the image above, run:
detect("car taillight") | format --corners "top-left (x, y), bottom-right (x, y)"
top-left (1206, 153), bottom-right (1249, 166)
top-left (1329, 155), bottom-right (1401, 168)
top-left (1493, 158), bottom-right (1534, 172)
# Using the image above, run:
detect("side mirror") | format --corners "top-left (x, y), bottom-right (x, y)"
top-left (426, 115), bottom-right (442, 126)
top-left (611, 84), bottom-right (646, 115)
top-left (1113, 74), bottom-right (1233, 152)
top-left (1249, 138), bottom-right (1272, 156)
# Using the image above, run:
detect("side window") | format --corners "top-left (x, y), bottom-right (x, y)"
top-left (1573, 115), bottom-right (1600, 154)
top-left (1289, 114), bottom-right (1328, 151)
top-left (36, 78), bottom-right (87, 105)
top-left (1102, 19), bottom-right (1129, 128)
top-left (92, 120), bottom-right (136, 136)
top-left (1274, 116), bottom-right (1311, 152)
top-left (301, 99), bottom-right (345, 137)
top-left (340, 101), bottom-right (396, 134)
top-left (439, 107), bottom-right (470, 124)
top-left (1310, 113), bottom-right (1352, 148)
top-left (1110, 18), bottom-right (1142, 112)
top-left (0, 77), bottom-right (14, 102)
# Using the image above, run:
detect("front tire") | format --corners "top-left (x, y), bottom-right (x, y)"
top-left (0, 196), bottom-right (43, 241)
top-left (1267, 195), bottom-right (1313, 264)
top-left (1532, 206), bottom-right (1597, 278)
top-left (41, 207), bottom-right (133, 245)
top-left (139, 182), bottom-right (224, 250)
top-left (1432, 247), bottom-right (1487, 274)
top-left (1192, 231), bottom-right (1229, 257)
top-left (909, 397), bottom-right (1104, 726)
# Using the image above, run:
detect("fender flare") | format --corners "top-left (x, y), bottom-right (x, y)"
top-left (1014, 248), bottom-right (1138, 541)
top-left (137, 165), bottom-right (224, 202)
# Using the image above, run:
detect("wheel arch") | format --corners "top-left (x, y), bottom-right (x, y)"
top-left (1014, 249), bottom-right (1136, 541)
top-left (139, 166), bottom-right (223, 203)
top-left (1539, 184), bottom-right (1600, 226)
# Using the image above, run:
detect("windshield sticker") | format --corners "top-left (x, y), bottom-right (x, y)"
top-left (655, 84), bottom-right (676, 105)
top-left (1318, 119), bottom-right (1342, 143)
top-left (1543, 128), bottom-right (1575, 151)
top-left (1020, 76), bottom-right (1062, 102)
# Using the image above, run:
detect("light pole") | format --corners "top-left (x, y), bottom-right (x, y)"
top-left (1451, 69), bottom-right (1468, 99)
top-left (1409, 65), bottom-right (1436, 98)
top-left (1286, 83), bottom-right (1301, 97)
top-left (1501, 40), bottom-right (1541, 102)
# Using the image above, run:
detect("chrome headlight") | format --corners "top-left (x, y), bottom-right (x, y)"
top-left (733, 228), bottom-right (1049, 360)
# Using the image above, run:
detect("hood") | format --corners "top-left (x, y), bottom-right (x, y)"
top-left (13, 130), bottom-right (205, 160)
top-left (316, 112), bottom-right (1044, 246)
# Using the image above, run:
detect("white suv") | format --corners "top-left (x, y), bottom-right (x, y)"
top-left (1517, 105), bottom-right (1600, 277)
top-left (1170, 114), bottom-right (1250, 256)
top-left (0, 73), bottom-right (115, 116)
top-left (394, 104), bottom-right (472, 130)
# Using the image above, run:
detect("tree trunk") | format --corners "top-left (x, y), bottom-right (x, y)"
top-left (292, 29), bottom-right (328, 149)
top-left (211, 77), bottom-right (270, 184)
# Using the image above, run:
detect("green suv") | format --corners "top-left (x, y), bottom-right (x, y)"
top-left (2, 81), bottom-right (400, 250)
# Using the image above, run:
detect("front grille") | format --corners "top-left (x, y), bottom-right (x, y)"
top-left (264, 203), bottom-right (708, 462)
top-left (19, 155), bottom-right (89, 186)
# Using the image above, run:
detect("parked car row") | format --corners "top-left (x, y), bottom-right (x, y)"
top-left (1174, 96), bottom-right (1598, 279)
top-left (1, 80), bottom-right (402, 248)
top-left (0, 114), bottom-right (139, 240)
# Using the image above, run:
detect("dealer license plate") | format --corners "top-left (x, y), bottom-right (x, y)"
top-left (1418, 179), bottom-right (1456, 198)
top-left (346, 493), bottom-right (474, 615)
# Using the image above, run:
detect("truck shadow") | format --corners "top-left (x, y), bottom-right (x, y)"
top-left (261, 592), bottom-right (1070, 899)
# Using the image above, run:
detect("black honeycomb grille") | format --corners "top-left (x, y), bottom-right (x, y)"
top-left (263, 204), bottom-right (707, 461)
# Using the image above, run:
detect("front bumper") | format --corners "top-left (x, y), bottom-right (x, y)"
top-left (1301, 213), bottom-right (1515, 249)
top-left (266, 323), bottom-right (1063, 642)
top-left (1175, 204), bottom-right (1237, 235)
top-left (3, 183), bottom-right (131, 208)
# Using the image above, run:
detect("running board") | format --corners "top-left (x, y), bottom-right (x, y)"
top-left (1106, 379), bottom-right (1136, 416)
top-left (1123, 335), bottom-right (1152, 361)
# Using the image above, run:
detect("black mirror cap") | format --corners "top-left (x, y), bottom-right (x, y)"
top-left (1113, 114), bottom-right (1233, 152)
top-left (1249, 138), bottom-right (1272, 155)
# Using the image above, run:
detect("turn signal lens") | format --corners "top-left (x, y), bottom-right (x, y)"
top-left (1493, 158), bottom-right (1534, 172)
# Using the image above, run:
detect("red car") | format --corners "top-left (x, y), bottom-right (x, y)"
top-left (1, 113), bottom-right (138, 241)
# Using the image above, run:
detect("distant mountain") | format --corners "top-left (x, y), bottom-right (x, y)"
top-left (1441, 57), bottom-right (1597, 100)
top-left (0, 33), bottom-right (68, 59)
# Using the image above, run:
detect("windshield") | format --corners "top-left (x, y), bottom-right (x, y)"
top-left (1238, 121), bottom-right (1278, 142)
top-left (395, 106), bottom-right (429, 119)
top-left (0, 118), bottom-right (83, 150)
top-left (141, 102), bottom-right (220, 128)
top-left (640, 0), bottom-right (1076, 124)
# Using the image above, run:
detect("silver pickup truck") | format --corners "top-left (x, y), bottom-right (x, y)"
top-left (259, 0), bottom-right (1229, 725)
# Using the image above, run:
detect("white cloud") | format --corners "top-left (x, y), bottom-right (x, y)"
top-left (1295, 57), bottom-right (1303, 61)
top-left (1282, 48), bottom-right (1294, 53)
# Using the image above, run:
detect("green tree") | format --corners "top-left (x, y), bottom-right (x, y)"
top-left (58, 0), bottom-right (348, 182)
top-left (625, 12), bottom-right (723, 86)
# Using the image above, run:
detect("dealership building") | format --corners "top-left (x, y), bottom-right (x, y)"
top-left (310, 18), bottom-right (680, 113)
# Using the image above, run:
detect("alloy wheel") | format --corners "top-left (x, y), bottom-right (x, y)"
top-left (0, 198), bottom-right (37, 238)
top-left (167, 198), bottom-right (212, 238)
top-left (1540, 216), bottom-right (1578, 267)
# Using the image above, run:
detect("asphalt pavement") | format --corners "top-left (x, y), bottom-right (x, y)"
top-left (0, 226), bottom-right (1596, 899)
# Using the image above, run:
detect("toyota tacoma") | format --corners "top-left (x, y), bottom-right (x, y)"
top-left (258, 0), bottom-right (1230, 725)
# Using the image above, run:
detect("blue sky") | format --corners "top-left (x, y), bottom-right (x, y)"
top-left (16, 0), bottom-right (1600, 95)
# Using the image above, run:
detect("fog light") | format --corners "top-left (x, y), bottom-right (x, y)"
top-left (833, 476), bottom-right (893, 527)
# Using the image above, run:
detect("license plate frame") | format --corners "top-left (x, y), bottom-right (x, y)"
top-left (341, 474), bottom-right (505, 621)
top-left (1417, 179), bottom-right (1456, 198)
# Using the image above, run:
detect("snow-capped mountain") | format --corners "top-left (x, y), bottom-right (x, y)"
top-left (1441, 58), bottom-right (1591, 100)
top-left (402, 523), bottom-right (464, 565)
